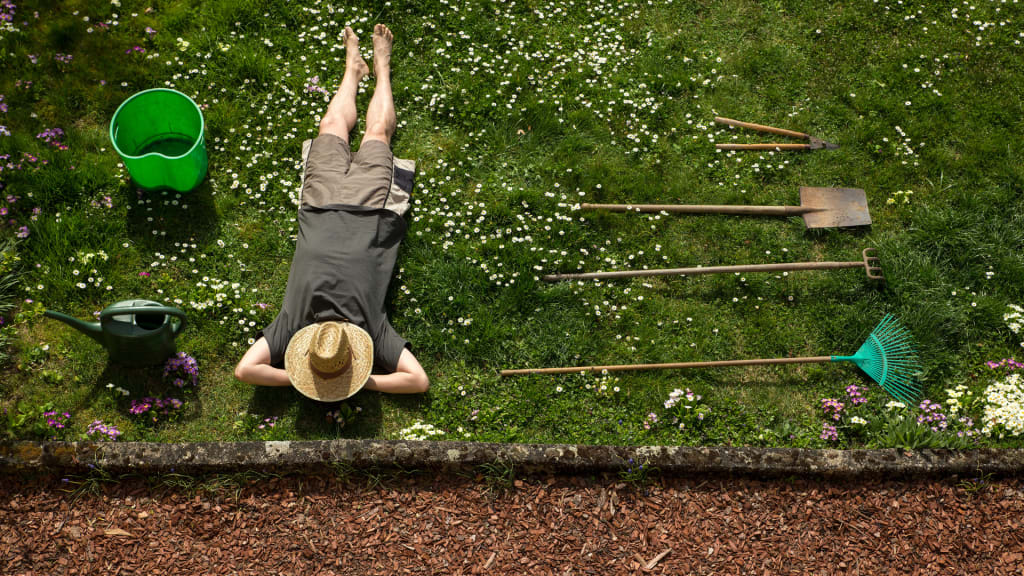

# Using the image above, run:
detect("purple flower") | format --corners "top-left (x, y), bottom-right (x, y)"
top-left (15, 226), bottom-right (28, 238)
top-left (845, 384), bottom-right (868, 405)
top-left (145, 26), bottom-right (157, 36)
top-left (987, 358), bottom-right (1024, 371)
top-left (916, 399), bottom-right (948, 431)
top-left (129, 397), bottom-right (185, 423)
top-left (86, 420), bottom-right (121, 441)
top-left (820, 398), bottom-right (845, 421)
top-left (820, 423), bottom-right (839, 442)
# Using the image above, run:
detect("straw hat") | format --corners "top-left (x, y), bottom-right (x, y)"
top-left (285, 321), bottom-right (373, 401)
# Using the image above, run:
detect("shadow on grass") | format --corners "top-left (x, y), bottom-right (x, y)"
top-left (94, 361), bottom-right (205, 432)
top-left (124, 178), bottom-right (221, 252)
top-left (247, 386), bottom-right (396, 439)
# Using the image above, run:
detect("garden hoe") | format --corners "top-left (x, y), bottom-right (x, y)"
top-left (501, 314), bottom-right (921, 404)
top-left (581, 187), bottom-right (871, 229)
top-left (543, 248), bottom-right (884, 283)
top-left (713, 116), bottom-right (839, 151)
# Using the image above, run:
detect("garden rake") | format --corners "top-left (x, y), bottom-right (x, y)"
top-left (543, 248), bottom-right (884, 283)
top-left (500, 314), bottom-right (921, 403)
top-left (581, 187), bottom-right (871, 229)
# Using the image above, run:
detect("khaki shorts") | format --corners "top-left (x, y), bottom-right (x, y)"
top-left (301, 134), bottom-right (394, 209)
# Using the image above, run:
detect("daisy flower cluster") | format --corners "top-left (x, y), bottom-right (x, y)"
top-left (982, 372), bottom-right (1024, 437)
top-left (1006, 304), bottom-right (1023, 348)
top-left (139, 240), bottom-right (271, 347)
top-left (67, 250), bottom-right (112, 292)
top-left (398, 420), bottom-right (444, 441)
top-left (944, 383), bottom-right (978, 416)
top-left (662, 387), bottom-right (709, 431)
top-left (872, 1), bottom-right (1023, 49)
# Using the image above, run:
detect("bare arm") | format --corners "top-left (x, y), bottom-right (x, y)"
top-left (234, 337), bottom-right (291, 387)
top-left (364, 347), bottom-right (429, 394)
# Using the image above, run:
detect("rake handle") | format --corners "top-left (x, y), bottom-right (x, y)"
top-left (543, 261), bottom-right (863, 282)
top-left (714, 117), bottom-right (810, 139)
top-left (716, 143), bottom-right (812, 150)
top-left (500, 356), bottom-right (834, 376)
top-left (580, 203), bottom-right (811, 216)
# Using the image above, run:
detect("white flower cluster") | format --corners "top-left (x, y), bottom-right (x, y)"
top-left (886, 189), bottom-right (913, 205)
top-left (1006, 304), bottom-right (1023, 348)
top-left (982, 373), bottom-right (1024, 437)
top-left (664, 388), bottom-right (700, 410)
top-left (398, 421), bottom-right (444, 441)
top-left (69, 250), bottom-right (112, 291)
top-left (944, 383), bottom-right (974, 416)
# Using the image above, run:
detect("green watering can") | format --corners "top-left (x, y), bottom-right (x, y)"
top-left (44, 300), bottom-right (188, 367)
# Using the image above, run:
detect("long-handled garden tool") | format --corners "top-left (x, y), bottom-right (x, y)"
top-left (581, 186), bottom-right (871, 229)
top-left (713, 116), bottom-right (839, 151)
top-left (500, 314), bottom-right (921, 403)
top-left (543, 248), bottom-right (884, 282)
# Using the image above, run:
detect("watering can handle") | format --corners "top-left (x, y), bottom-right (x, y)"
top-left (100, 305), bottom-right (188, 335)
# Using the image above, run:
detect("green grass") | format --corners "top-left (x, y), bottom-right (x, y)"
top-left (1, 0), bottom-right (1022, 447)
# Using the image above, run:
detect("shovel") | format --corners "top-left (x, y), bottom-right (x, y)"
top-left (543, 248), bottom-right (884, 282)
top-left (580, 187), bottom-right (871, 229)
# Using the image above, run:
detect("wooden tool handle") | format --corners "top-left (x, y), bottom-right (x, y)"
top-left (500, 356), bottom-right (834, 376)
top-left (716, 143), bottom-right (812, 150)
top-left (543, 261), bottom-right (863, 282)
top-left (581, 203), bottom-right (808, 216)
top-left (714, 117), bottom-right (809, 139)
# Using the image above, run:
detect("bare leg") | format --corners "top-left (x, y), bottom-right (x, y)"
top-left (319, 26), bottom-right (369, 143)
top-left (362, 24), bottom-right (396, 146)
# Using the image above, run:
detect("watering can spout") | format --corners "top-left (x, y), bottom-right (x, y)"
top-left (43, 310), bottom-right (104, 343)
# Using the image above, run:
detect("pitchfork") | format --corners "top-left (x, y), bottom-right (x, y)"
top-left (714, 117), bottom-right (839, 151)
top-left (543, 248), bottom-right (884, 283)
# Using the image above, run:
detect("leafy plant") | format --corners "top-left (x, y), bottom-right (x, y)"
top-left (61, 465), bottom-right (121, 502)
top-left (232, 412), bottom-right (286, 440)
top-left (618, 457), bottom-right (659, 489)
top-left (475, 460), bottom-right (516, 495)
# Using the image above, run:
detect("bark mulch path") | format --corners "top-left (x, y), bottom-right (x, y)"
top-left (3, 470), bottom-right (1024, 575)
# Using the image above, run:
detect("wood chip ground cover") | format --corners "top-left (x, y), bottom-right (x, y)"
top-left (3, 472), bottom-right (1023, 574)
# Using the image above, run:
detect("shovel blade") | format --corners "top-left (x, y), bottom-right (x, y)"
top-left (800, 187), bottom-right (872, 229)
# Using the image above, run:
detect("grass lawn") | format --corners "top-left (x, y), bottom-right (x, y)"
top-left (1, 0), bottom-right (1022, 448)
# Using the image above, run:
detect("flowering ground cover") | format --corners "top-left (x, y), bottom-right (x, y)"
top-left (0, 0), bottom-right (1022, 447)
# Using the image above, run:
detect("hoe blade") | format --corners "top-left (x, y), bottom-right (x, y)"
top-left (800, 187), bottom-right (872, 229)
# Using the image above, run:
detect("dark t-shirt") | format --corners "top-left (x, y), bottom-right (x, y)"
top-left (262, 204), bottom-right (409, 372)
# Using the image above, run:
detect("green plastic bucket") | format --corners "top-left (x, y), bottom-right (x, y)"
top-left (109, 88), bottom-right (208, 193)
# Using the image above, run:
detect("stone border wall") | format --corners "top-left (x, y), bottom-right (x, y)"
top-left (3, 440), bottom-right (1024, 477)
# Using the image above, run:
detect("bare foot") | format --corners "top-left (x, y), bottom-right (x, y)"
top-left (344, 26), bottom-right (369, 78)
top-left (372, 24), bottom-right (393, 74)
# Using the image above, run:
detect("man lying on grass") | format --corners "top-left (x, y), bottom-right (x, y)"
top-left (235, 25), bottom-right (429, 401)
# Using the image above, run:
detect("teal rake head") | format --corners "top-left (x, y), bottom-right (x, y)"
top-left (831, 314), bottom-right (921, 404)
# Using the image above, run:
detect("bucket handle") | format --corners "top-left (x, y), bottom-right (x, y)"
top-left (101, 305), bottom-right (188, 336)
